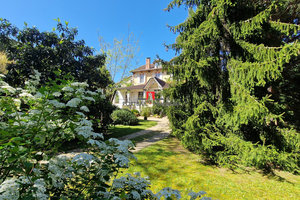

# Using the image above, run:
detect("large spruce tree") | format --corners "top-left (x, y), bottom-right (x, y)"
top-left (165, 0), bottom-right (300, 172)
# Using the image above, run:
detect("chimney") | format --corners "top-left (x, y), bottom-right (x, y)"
top-left (146, 57), bottom-right (151, 69)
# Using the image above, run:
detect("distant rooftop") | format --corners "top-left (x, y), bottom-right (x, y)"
top-left (131, 57), bottom-right (162, 73)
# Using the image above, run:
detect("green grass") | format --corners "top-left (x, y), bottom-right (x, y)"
top-left (106, 119), bottom-right (157, 139)
top-left (122, 137), bottom-right (300, 200)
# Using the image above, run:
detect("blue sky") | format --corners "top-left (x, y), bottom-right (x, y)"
top-left (0, 0), bottom-right (188, 80)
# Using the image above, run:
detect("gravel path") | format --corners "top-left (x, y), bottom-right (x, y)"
top-left (61, 117), bottom-right (171, 157)
top-left (120, 116), bottom-right (171, 152)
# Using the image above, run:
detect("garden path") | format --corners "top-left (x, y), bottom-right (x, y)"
top-left (60, 117), bottom-right (171, 158)
top-left (120, 116), bottom-right (171, 152)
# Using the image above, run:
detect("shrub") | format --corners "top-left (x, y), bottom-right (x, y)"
top-left (152, 103), bottom-right (167, 117)
top-left (141, 107), bottom-right (151, 118)
top-left (111, 109), bottom-right (138, 125)
top-left (131, 109), bottom-right (140, 117)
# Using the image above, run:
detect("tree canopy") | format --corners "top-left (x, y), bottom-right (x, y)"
top-left (0, 18), bottom-right (111, 90)
top-left (165, 0), bottom-right (300, 173)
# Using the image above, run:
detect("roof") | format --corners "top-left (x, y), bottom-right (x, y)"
top-left (118, 84), bottom-right (146, 90)
top-left (131, 64), bottom-right (163, 72)
top-left (154, 77), bottom-right (169, 89)
top-left (118, 77), bottom-right (169, 90)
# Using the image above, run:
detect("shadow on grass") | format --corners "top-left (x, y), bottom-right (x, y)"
top-left (132, 137), bottom-right (297, 184)
top-left (104, 119), bottom-right (157, 140)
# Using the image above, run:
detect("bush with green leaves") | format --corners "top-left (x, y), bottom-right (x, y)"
top-left (111, 109), bottom-right (138, 125)
top-left (152, 103), bottom-right (167, 117)
top-left (0, 72), bottom-right (211, 200)
top-left (131, 109), bottom-right (140, 117)
top-left (141, 107), bottom-right (152, 118)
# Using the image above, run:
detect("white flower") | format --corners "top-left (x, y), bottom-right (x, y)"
top-left (1, 85), bottom-right (16, 93)
top-left (82, 96), bottom-right (95, 102)
top-left (88, 139), bottom-right (106, 149)
top-left (77, 118), bottom-right (93, 126)
top-left (0, 178), bottom-right (20, 200)
top-left (72, 153), bottom-right (96, 167)
top-left (62, 86), bottom-right (74, 92)
top-left (131, 190), bottom-right (141, 200)
top-left (29, 109), bottom-right (42, 115)
top-left (71, 82), bottom-right (88, 87)
top-left (13, 99), bottom-right (21, 108)
top-left (19, 91), bottom-right (33, 98)
top-left (66, 98), bottom-right (81, 107)
top-left (156, 187), bottom-right (181, 200)
top-left (48, 100), bottom-right (66, 108)
top-left (114, 154), bottom-right (130, 167)
top-left (0, 74), bottom-right (5, 78)
top-left (35, 92), bottom-right (44, 98)
top-left (33, 179), bottom-right (48, 200)
top-left (80, 106), bottom-right (89, 112)
top-left (188, 191), bottom-right (207, 200)
top-left (52, 92), bottom-right (61, 97)
top-left (86, 91), bottom-right (97, 96)
top-left (76, 111), bottom-right (86, 117)
top-left (75, 126), bottom-right (93, 138)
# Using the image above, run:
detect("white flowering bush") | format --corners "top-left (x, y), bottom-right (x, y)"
top-left (0, 72), bottom-right (210, 199)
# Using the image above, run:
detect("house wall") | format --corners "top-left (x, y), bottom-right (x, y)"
top-left (132, 69), bottom-right (170, 85)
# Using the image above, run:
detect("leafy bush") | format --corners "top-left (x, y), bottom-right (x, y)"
top-left (131, 109), bottom-right (140, 117)
top-left (111, 109), bottom-right (138, 125)
top-left (152, 103), bottom-right (167, 117)
top-left (141, 107), bottom-right (151, 118)
top-left (0, 72), bottom-right (211, 200)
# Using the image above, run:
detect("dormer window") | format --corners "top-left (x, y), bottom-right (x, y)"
top-left (140, 73), bottom-right (145, 83)
top-left (155, 73), bottom-right (161, 79)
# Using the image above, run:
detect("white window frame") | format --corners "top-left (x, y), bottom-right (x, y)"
top-left (140, 73), bottom-right (145, 83)
top-left (155, 72), bottom-right (161, 79)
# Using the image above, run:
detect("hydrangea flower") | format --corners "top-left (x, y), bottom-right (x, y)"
top-left (80, 106), bottom-right (89, 112)
top-left (66, 98), bottom-right (81, 107)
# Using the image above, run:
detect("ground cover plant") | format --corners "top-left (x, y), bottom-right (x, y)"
top-left (123, 137), bottom-right (300, 200)
top-left (164, 0), bottom-right (300, 173)
top-left (106, 119), bottom-right (157, 139)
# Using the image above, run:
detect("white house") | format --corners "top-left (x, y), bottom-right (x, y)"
top-left (113, 57), bottom-right (171, 111)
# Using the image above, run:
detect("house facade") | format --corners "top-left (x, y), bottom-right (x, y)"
top-left (113, 57), bottom-right (170, 111)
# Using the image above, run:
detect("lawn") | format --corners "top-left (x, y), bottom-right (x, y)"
top-left (122, 137), bottom-right (300, 200)
top-left (106, 119), bottom-right (157, 139)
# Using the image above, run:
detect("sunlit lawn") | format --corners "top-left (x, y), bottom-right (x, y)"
top-left (106, 119), bottom-right (157, 139)
top-left (122, 137), bottom-right (300, 200)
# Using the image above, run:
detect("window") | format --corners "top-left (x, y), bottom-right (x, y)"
top-left (140, 73), bottom-right (145, 83)
top-left (138, 92), bottom-right (143, 100)
top-left (155, 73), bottom-right (161, 79)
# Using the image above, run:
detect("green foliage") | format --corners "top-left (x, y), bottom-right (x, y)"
top-left (125, 138), bottom-right (300, 200)
top-left (0, 19), bottom-right (114, 132)
top-left (111, 109), bottom-right (138, 125)
top-left (141, 107), bottom-right (152, 118)
top-left (165, 0), bottom-right (300, 173)
top-left (0, 19), bottom-right (111, 89)
top-left (0, 73), bottom-right (210, 200)
top-left (152, 102), bottom-right (167, 117)
top-left (131, 109), bottom-right (140, 117)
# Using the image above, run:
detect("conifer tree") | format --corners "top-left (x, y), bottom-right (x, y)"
top-left (165, 0), bottom-right (300, 172)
